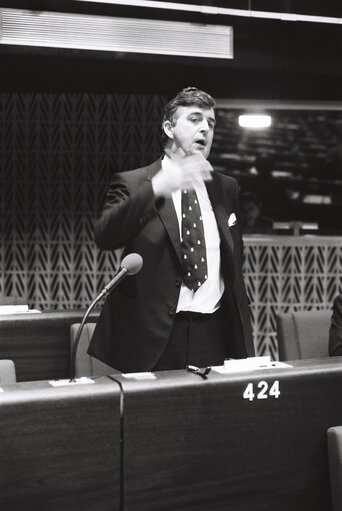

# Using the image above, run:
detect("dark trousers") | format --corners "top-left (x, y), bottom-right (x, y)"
top-left (152, 307), bottom-right (228, 371)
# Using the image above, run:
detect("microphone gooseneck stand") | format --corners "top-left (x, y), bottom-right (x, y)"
top-left (69, 267), bottom-right (129, 382)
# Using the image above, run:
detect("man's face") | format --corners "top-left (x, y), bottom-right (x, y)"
top-left (165, 105), bottom-right (216, 159)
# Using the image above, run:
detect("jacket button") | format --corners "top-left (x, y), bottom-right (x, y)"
top-left (169, 307), bottom-right (175, 317)
top-left (174, 280), bottom-right (181, 288)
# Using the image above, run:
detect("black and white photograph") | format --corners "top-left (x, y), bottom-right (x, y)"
top-left (0, 1), bottom-right (342, 510)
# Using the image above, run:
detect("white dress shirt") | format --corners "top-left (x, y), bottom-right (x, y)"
top-left (161, 156), bottom-right (225, 313)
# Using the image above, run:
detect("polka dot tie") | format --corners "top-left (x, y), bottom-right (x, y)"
top-left (181, 189), bottom-right (208, 292)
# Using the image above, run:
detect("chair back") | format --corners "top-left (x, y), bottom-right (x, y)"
top-left (328, 426), bottom-right (342, 511)
top-left (276, 310), bottom-right (331, 360)
top-left (0, 359), bottom-right (16, 384)
top-left (70, 323), bottom-right (117, 377)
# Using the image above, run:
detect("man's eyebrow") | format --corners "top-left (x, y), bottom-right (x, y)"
top-left (187, 110), bottom-right (202, 117)
top-left (187, 111), bottom-right (216, 124)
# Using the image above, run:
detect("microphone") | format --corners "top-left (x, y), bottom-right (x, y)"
top-left (99, 253), bottom-right (143, 297)
top-left (69, 253), bottom-right (143, 382)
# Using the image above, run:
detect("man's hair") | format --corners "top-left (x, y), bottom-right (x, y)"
top-left (161, 87), bottom-right (216, 146)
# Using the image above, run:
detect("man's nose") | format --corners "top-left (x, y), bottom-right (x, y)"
top-left (199, 120), bottom-right (209, 133)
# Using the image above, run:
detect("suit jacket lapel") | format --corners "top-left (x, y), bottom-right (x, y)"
top-left (147, 159), bottom-right (182, 265)
top-left (146, 161), bottom-right (234, 268)
top-left (158, 199), bottom-right (182, 264)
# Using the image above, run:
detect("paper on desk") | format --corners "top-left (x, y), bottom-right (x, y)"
top-left (49, 377), bottom-right (95, 386)
top-left (0, 305), bottom-right (29, 314)
top-left (122, 372), bottom-right (156, 380)
top-left (212, 356), bottom-right (292, 373)
top-left (0, 305), bottom-right (41, 314)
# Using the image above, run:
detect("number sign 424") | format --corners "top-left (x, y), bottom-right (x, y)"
top-left (243, 380), bottom-right (280, 402)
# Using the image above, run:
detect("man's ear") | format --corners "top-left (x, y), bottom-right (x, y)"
top-left (163, 120), bottom-right (174, 140)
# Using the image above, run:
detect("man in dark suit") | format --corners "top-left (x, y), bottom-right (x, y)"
top-left (329, 294), bottom-right (342, 356)
top-left (88, 87), bottom-right (255, 372)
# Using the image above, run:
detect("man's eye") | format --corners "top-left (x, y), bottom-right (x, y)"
top-left (190, 117), bottom-right (200, 123)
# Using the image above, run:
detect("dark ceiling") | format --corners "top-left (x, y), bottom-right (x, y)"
top-left (0, 0), bottom-right (342, 99)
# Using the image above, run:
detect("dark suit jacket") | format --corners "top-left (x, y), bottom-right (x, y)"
top-left (88, 159), bottom-right (255, 372)
top-left (329, 294), bottom-right (342, 356)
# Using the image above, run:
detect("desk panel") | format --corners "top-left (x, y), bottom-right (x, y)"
top-left (116, 358), bottom-right (342, 511)
top-left (0, 377), bottom-right (121, 511)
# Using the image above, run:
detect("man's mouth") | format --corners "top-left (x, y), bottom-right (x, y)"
top-left (195, 139), bottom-right (206, 147)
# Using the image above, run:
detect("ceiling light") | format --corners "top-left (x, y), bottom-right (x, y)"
top-left (238, 114), bottom-right (272, 129)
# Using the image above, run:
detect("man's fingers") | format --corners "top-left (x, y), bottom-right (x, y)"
top-left (181, 157), bottom-right (213, 181)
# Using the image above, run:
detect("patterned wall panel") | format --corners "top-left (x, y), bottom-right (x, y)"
top-left (244, 236), bottom-right (342, 358)
top-left (0, 92), bottom-right (165, 310)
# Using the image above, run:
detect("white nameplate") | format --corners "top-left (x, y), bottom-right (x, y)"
top-left (212, 356), bottom-right (292, 373)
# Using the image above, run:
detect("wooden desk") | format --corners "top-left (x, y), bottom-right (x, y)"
top-left (114, 357), bottom-right (342, 511)
top-left (0, 377), bottom-right (121, 511)
top-left (1, 358), bottom-right (341, 510)
top-left (0, 310), bottom-right (99, 381)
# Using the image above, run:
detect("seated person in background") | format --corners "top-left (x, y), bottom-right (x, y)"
top-left (240, 192), bottom-right (273, 234)
top-left (329, 294), bottom-right (342, 356)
